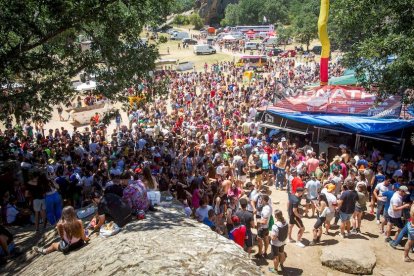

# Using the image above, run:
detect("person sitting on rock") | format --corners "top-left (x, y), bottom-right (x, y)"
top-left (34, 206), bottom-right (89, 255)
top-left (0, 225), bottom-right (15, 260)
top-left (89, 191), bottom-right (133, 234)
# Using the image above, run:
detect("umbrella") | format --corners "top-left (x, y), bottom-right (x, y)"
top-left (246, 30), bottom-right (255, 35)
top-left (222, 35), bottom-right (237, 41)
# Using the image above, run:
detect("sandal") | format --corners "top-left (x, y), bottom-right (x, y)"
top-left (404, 257), bottom-right (413, 262)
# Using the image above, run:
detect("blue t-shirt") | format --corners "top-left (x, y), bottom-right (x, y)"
top-left (382, 190), bottom-right (395, 215)
top-left (271, 153), bottom-right (280, 170)
top-left (202, 217), bottom-right (215, 229)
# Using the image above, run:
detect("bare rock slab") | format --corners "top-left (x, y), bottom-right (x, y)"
top-left (320, 242), bottom-right (376, 275)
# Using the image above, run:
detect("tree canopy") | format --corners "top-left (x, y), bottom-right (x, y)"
top-left (330, 0), bottom-right (414, 102)
top-left (0, 0), bottom-right (171, 123)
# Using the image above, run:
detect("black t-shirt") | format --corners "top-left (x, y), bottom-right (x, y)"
top-left (98, 193), bottom-right (132, 227)
top-left (0, 225), bottom-right (13, 244)
top-left (339, 190), bottom-right (358, 214)
top-left (288, 193), bottom-right (300, 217)
top-left (235, 209), bottom-right (254, 230)
top-left (27, 183), bottom-right (46, 200)
top-left (104, 184), bottom-right (124, 197)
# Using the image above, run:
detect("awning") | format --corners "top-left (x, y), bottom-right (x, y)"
top-left (259, 123), bottom-right (309, 135)
top-left (266, 110), bottom-right (414, 135)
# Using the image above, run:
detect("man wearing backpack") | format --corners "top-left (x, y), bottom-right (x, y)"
top-left (269, 209), bottom-right (289, 273)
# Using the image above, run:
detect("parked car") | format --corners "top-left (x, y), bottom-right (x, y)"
top-left (311, 45), bottom-right (322, 55)
top-left (245, 42), bottom-right (259, 50)
top-left (182, 38), bottom-right (198, 45)
top-left (279, 50), bottom-right (297, 58)
top-left (267, 48), bottom-right (284, 57)
top-left (261, 37), bottom-right (278, 47)
top-left (171, 32), bottom-right (189, 40)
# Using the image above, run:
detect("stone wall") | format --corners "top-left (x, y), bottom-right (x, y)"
top-left (197, 0), bottom-right (239, 25)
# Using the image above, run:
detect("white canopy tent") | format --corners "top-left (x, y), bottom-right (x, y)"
top-left (75, 81), bottom-right (96, 91)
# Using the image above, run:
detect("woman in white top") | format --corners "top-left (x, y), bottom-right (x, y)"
top-left (310, 193), bottom-right (330, 246)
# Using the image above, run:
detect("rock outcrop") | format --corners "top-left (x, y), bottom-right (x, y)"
top-left (197, 0), bottom-right (239, 25)
top-left (15, 203), bottom-right (260, 276)
top-left (320, 242), bottom-right (376, 274)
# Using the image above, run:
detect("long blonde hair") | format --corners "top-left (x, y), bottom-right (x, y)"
top-left (58, 206), bottom-right (82, 239)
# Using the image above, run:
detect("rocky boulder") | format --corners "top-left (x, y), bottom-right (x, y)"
top-left (16, 203), bottom-right (260, 276)
top-left (320, 242), bottom-right (376, 274)
top-left (197, 0), bottom-right (239, 24)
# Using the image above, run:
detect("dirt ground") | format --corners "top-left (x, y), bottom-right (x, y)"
top-left (254, 179), bottom-right (414, 276)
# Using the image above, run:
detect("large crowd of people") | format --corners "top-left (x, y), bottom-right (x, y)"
top-left (0, 53), bottom-right (413, 272)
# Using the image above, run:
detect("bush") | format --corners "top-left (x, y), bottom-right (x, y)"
top-left (189, 13), bottom-right (204, 30)
top-left (158, 35), bottom-right (168, 43)
top-left (173, 14), bottom-right (190, 25)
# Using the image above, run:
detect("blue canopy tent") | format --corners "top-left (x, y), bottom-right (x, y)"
top-left (266, 110), bottom-right (414, 135)
top-left (259, 108), bottom-right (414, 156)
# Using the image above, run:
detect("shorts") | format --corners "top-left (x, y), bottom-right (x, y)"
top-left (314, 217), bottom-right (326, 229)
top-left (408, 223), bottom-right (414, 241)
top-left (383, 211), bottom-right (390, 222)
top-left (255, 174), bottom-right (263, 182)
top-left (245, 229), bottom-right (253, 247)
top-left (289, 214), bottom-right (304, 229)
top-left (271, 244), bottom-right (285, 256)
top-left (58, 239), bottom-right (85, 253)
top-left (33, 199), bottom-right (46, 212)
top-left (257, 228), bottom-right (269, 239)
top-left (389, 217), bottom-right (404, 229)
top-left (325, 212), bottom-right (335, 223)
top-left (355, 205), bottom-right (367, 212)
top-left (306, 197), bottom-right (317, 204)
top-left (339, 212), bottom-right (352, 222)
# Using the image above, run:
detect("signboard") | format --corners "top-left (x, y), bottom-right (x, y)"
top-left (274, 85), bottom-right (402, 118)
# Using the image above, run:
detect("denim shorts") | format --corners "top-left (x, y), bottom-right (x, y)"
top-left (339, 212), bottom-right (352, 222)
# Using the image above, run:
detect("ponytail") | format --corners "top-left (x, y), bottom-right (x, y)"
top-left (274, 209), bottom-right (286, 224)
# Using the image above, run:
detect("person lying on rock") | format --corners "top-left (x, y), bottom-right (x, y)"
top-left (34, 206), bottom-right (89, 255)
top-left (88, 191), bottom-right (133, 234)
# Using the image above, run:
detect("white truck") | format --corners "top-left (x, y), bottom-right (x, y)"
top-left (171, 31), bottom-right (189, 40)
top-left (193, 44), bottom-right (216, 55)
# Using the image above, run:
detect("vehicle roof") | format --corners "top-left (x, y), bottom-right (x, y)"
top-left (239, 55), bottom-right (267, 58)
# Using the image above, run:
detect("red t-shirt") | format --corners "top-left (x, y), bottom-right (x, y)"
top-left (230, 225), bottom-right (246, 248)
top-left (291, 177), bottom-right (304, 194)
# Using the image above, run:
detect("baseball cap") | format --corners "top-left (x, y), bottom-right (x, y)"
top-left (399, 186), bottom-right (410, 194)
top-left (393, 183), bottom-right (401, 190)
top-left (281, 137), bottom-right (286, 142)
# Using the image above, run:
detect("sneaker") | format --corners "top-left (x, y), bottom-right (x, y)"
top-left (254, 253), bottom-right (263, 259)
top-left (385, 237), bottom-right (392, 243)
top-left (356, 228), bottom-right (361, 233)
top-left (376, 220), bottom-right (380, 225)
top-left (309, 240), bottom-right (316, 246)
top-left (280, 263), bottom-right (285, 271)
top-left (350, 229), bottom-right (357, 234)
top-left (296, 241), bottom-right (305, 248)
top-left (339, 233), bottom-right (345, 238)
top-left (404, 257), bottom-right (413, 262)
top-left (33, 246), bottom-right (46, 255)
top-left (389, 242), bottom-right (397, 249)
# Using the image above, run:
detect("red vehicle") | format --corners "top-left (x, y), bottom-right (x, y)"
top-left (279, 50), bottom-right (297, 58)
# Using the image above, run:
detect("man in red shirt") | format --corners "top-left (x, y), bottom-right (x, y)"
top-left (229, 216), bottom-right (247, 248)
top-left (291, 169), bottom-right (304, 194)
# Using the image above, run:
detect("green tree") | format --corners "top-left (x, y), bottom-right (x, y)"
top-left (189, 13), bottom-right (204, 30)
top-left (291, 0), bottom-right (318, 51)
top-left (276, 26), bottom-right (293, 49)
top-left (171, 0), bottom-right (194, 14)
top-left (260, 0), bottom-right (289, 25)
top-left (0, 0), bottom-right (171, 123)
top-left (173, 14), bottom-right (190, 25)
top-left (330, 0), bottom-right (414, 102)
top-left (221, 3), bottom-right (241, 26)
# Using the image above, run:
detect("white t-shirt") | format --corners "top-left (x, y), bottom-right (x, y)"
top-left (196, 205), bottom-right (213, 221)
top-left (260, 205), bottom-right (271, 229)
top-left (375, 182), bottom-right (392, 202)
top-left (388, 193), bottom-right (403, 218)
top-left (247, 189), bottom-right (259, 212)
top-left (321, 188), bottom-right (337, 213)
top-left (306, 180), bottom-right (321, 200)
top-left (270, 221), bottom-right (288, 246)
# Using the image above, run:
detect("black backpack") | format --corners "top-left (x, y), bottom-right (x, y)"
top-left (276, 223), bottom-right (288, 242)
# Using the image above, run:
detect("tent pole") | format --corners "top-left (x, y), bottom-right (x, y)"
top-left (317, 128), bottom-right (320, 143)
top-left (400, 138), bottom-right (405, 158)
top-left (355, 135), bottom-right (359, 152)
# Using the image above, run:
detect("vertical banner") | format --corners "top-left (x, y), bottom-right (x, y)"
top-left (318, 0), bottom-right (330, 85)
